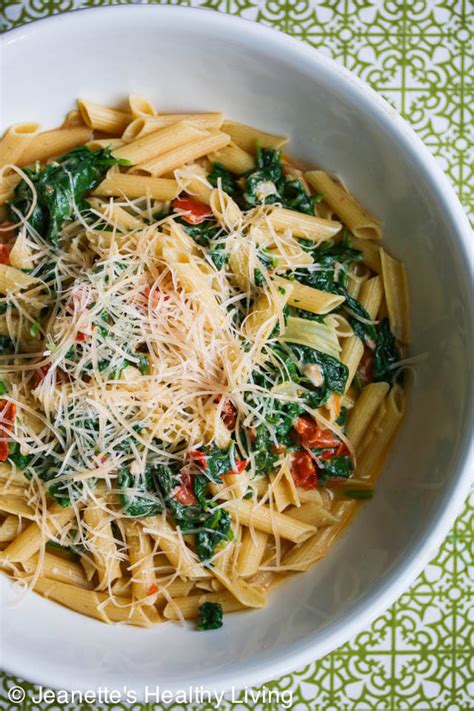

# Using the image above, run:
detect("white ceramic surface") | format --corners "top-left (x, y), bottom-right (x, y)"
top-left (0, 6), bottom-right (473, 696)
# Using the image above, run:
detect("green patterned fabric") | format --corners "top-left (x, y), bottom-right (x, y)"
top-left (0, 1), bottom-right (472, 708)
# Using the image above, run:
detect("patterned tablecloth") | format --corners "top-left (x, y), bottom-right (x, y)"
top-left (1, 1), bottom-right (472, 709)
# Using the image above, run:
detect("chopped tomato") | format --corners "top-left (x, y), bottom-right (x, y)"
top-left (0, 221), bottom-right (17, 240)
top-left (320, 441), bottom-right (350, 460)
top-left (0, 401), bottom-right (16, 462)
top-left (222, 459), bottom-right (248, 477)
top-left (221, 399), bottom-right (237, 430)
top-left (189, 449), bottom-right (207, 470)
top-left (174, 470), bottom-right (197, 506)
top-left (291, 451), bottom-right (319, 489)
top-left (32, 364), bottom-right (51, 389)
top-left (76, 331), bottom-right (89, 342)
top-left (147, 584), bottom-right (159, 596)
top-left (172, 197), bottom-right (213, 225)
top-left (358, 346), bottom-right (374, 383)
top-left (294, 416), bottom-right (341, 449)
top-left (0, 245), bottom-right (9, 265)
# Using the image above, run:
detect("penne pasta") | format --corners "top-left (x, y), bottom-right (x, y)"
top-left (133, 129), bottom-right (231, 176)
top-left (380, 249), bottom-right (410, 344)
top-left (267, 207), bottom-right (342, 241)
top-left (0, 123), bottom-right (41, 170)
top-left (92, 169), bottom-right (179, 201)
top-left (113, 121), bottom-right (205, 165)
top-left (208, 142), bottom-right (256, 174)
top-left (305, 170), bottom-right (382, 240)
top-left (77, 99), bottom-right (132, 134)
top-left (18, 126), bottom-right (92, 166)
top-left (225, 499), bottom-right (316, 544)
top-left (222, 121), bottom-right (288, 153)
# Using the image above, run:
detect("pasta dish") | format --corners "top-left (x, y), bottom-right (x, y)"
top-left (0, 97), bottom-right (409, 630)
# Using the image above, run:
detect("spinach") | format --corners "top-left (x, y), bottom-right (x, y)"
top-left (343, 292), bottom-right (376, 343)
top-left (247, 343), bottom-right (349, 472)
top-left (118, 467), bottom-right (163, 518)
top-left (289, 344), bottom-right (348, 395)
top-left (117, 456), bottom-right (234, 563)
top-left (209, 242), bottom-right (228, 270)
top-left (198, 601), bottom-right (223, 631)
top-left (208, 163), bottom-right (239, 196)
top-left (176, 218), bottom-right (220, 248)
top-left (374, 318), bottom-right (402, 384)
top-left (243, 147), bottom-right (314, 214)
top-left (318, 455), bottom-right (353, 483)
top-left (7, 442), bottom-right (32, 470)
top-left (251, 426), bottom-right (280, 474)
top-left (296, 236), bottom-right (362, 293)
top-left (9, 147), bottom-right (121, 244)
top-left (195, 508), bottom-right (232, 563)
top-left (46, 540), bottom-right (81, 562)
top-left (203, 443), bottom-right (244, 480)
top-left (0, 335), bottom-right (15, 355)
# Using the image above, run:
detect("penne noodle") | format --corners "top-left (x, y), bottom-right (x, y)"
top-left (356, 384), bottom-right (406, 482)
top-left (18, 126), bottom-right (92, 166)
top-left (0, 123), bottom-right (41, 169)
top-left (23, 552), bottom-right (93, 589)
top-left (35, 577), bottom-right (160, 627)
top-left (129, 93), bottom-right (157, 118)
top-left (236, 529), bottom-right (269, 577)
top-left (276, 276), bottom-right (345, 314)
top-left (92, 169), bottom-right (179, 201)
top-left (1, 502), bottom-right (76, 564)
top-left (283, 501), bottom-right (356, 571)
top-left (305, 170), bottom-right (382, 240)
top-left (113, 121), bottom-right (205, 165)
top-left (267, 207), bottom-right (342, 241)
top-left (123, 519), bottom-right (157, 606)
top-left (208, 142), bottom-right (255, 174)
top-left (380, 249), bottom-right (410, 344)
top-left (163, 591), bottom-right (246, 620)
top-left (225, 499), bottom-right (316, 544)
top-left (133, 130), bottom-right (230, 176)
top-left (77, 99), bottom-right (132, 134)
top-left (222, 121), bottom-right (288, 153)
top-left (346, 382), bottom-right (390, 448)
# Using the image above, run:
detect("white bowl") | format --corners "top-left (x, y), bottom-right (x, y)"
top-left (1, 5), bottom-right (473, 696)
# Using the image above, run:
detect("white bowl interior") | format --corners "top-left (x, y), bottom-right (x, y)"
top-left (1, 6), bottom-right (473, 694)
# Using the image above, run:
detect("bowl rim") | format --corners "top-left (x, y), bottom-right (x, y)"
top-left (1, 3), bottom-right (473, 697)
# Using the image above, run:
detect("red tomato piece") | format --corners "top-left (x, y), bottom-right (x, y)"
top-left (0, 245), bottom-right (9, 265)
top-left (221, 399), bottom-right (237, 430)
top-left (0, 221), bottom-right (17, 240)
top-left (172, 197), bottom-right (213, 225)
top-left (33, 364), bottom-right (51, 389)
top-left (291, 451), bottom-right (319, 489)
top-left (76, 331), bottom-right (89, 343)
top-left (294, 416), bottom-right (341, 449)
top-left (0, 401), bottom-right (16, 462)
top-left (222, 459), bottom-right (248, 477)
top-left (147, 584), bottom-right (159, 596)
top-left (174, 470), bottom-right (197, 506)
top-left (189, 449), bottom-right (207, 470)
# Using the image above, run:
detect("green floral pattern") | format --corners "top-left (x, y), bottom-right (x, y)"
top-left (0, 1), bottom-right (472, 708)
